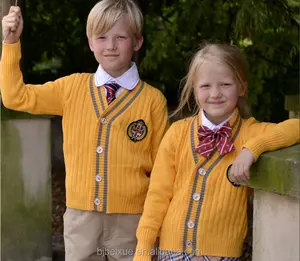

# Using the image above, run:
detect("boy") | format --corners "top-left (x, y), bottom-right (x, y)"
top-left (1, 1), bottom-right (169, 260)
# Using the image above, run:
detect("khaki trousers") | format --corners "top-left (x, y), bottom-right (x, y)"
top-left (63, 207), bottom-right (142, 261)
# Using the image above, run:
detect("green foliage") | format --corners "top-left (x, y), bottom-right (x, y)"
top-left (23, 0), bottom-right (98, 82)
top-left (140, 0), bottom-right (299, 121)
top-left (21, 0), bottom-right (299, 122)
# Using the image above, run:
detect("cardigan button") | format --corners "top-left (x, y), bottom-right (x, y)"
top-left (186, 240), bottom-right (193, 248)
top-left (198, 168), bottom-right (206, 176)
top-left (187, 220), bottom-right (195, 229)
top-left (96, 174), bottom-right (102, 182)
top-left (94, 198), bottom-right (101, 205)
top-left (101, 118), bottom-right (107, 124)
top-left (97, 146), bottom-right (103, 154)
top-left (193, 193), bottom-right (200, 201)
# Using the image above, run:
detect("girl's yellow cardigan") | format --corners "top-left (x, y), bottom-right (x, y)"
top-left (135, 109), bottom-right (300, 259)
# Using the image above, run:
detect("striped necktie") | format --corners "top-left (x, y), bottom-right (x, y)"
top-left (104, 83), bottom-right (121, 104)
top-left (195, 122), bottom-right (234, 158)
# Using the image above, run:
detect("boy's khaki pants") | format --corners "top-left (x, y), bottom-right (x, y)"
top-left (63, 207), bottom-right (143, 261)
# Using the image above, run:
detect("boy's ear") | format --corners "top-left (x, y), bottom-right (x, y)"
top-left (88, 37), bottom-right (94, 52)
top-left (134, 36), bottom-right (144, 52)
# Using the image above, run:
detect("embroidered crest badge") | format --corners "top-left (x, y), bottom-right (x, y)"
top-left (127, 120), bottom-right (148, 142)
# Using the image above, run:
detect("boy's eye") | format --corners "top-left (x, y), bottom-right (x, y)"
top-left (98, 36), bottom-right (106, 40)
top-left (117, 36), bottom-right (127, 39)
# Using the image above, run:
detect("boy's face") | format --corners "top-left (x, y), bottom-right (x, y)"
top-left (88, 16), bottom-right (143, 78)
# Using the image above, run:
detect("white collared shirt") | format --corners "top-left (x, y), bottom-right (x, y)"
top-left (201, 109), bottom-right (235, 131)
top-left (94, 62), bottom-right (140, 98)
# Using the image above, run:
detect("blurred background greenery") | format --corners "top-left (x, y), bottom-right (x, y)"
top-left (4, 0), bottom-right (299, 122)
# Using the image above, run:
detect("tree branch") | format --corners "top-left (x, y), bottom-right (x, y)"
top-left (277, 0), bottom-right (299, 32)
top-left (254, 50), bottom-right (299, 72)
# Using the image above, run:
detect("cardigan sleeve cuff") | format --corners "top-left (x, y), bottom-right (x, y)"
top-left (135, 229), bottom-right (158, 260)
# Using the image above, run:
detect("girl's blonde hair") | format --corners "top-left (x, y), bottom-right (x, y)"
top-left (172, 43), bottom-right (251, 119)
top-left (86, 0), bottom-right (143, 39)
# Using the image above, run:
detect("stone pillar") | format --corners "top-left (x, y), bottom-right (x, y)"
top-left (285, 94), bottom-right (300, 119)
top-left (253, 190), bottom-right (299, 260)
top-left (249, 145), bottom-right (300, 261)
top-left (1, 110), bottom-right (52, 261)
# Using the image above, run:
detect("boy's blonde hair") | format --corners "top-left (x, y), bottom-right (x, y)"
top-left (86, 0), bottom-right (143, 39)
top-left (173, 43), bottom-right (251, 119)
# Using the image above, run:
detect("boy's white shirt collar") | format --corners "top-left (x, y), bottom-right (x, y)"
top-left (201, 109), bottom-right (235, 130)
top-left (94, 62), bottom-right (140, 90)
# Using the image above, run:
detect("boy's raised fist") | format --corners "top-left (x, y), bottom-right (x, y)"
top-left (2, 6), bottom-right (23, 44)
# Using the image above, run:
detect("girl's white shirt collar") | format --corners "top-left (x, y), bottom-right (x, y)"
top-left (201, 109), bottom-right (235, 131)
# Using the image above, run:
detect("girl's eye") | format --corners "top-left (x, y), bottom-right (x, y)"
top-left (200, 84), bottom-right (210, 88)
top-left (221, 83), bottom-right (232, 87)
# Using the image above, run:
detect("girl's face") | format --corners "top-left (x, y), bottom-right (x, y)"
top-left (195, 60), bottom-right (245, 125)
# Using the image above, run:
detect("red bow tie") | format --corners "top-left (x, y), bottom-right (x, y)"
top-left (195, 122), bottom-right (234, 158)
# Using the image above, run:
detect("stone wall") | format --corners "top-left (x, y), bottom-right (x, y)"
top-left (249, 97), bottom-right (300, 261)
top-left (1, 108), bottom-right (52, 261)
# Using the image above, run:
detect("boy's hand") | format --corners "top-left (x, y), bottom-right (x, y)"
top-left (229, 148), bottom-right (254, 184)
top-left (2, 6), bottom-right (23, 44)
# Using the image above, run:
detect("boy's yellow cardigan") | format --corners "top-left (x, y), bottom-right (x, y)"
top-left (1, 42), bottom-right (169, 213)
top-left (134, 109), bottom-right (300, 259)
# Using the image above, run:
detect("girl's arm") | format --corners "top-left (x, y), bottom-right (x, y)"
top-left (134, 125), bottom-right (177, 261)
top-left (243, 118), bottom-right (300, 161)
top-left (229, 118), bottom-right (299, 184)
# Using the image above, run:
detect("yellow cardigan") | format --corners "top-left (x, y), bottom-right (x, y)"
top-left (1, 42), bottom-right (169, 213)
top-left (134, 109), bottom-right (300, 259)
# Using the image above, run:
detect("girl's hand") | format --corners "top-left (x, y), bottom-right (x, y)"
top-left (229, 148), bottom-right (254, 184)
top-left (2, 6), bottom-right (23, 44)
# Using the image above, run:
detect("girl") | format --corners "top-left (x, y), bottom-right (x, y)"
top-left (133, 43), bottom-right (300, 261)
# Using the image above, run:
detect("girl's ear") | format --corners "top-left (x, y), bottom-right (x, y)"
top-left (239, 81), bottom-right (247, 96)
